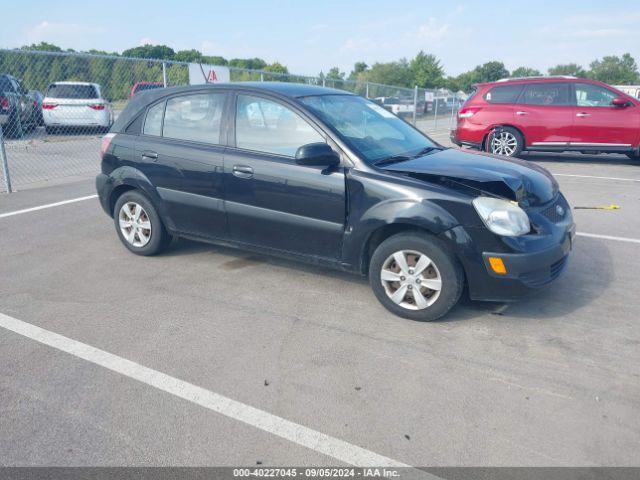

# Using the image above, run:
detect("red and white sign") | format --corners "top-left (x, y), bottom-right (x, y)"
top-left (188, 63), bottom-right (230, 85)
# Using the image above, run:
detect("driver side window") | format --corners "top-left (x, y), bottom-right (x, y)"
top-left (575, 83), bottom-right (617, 107)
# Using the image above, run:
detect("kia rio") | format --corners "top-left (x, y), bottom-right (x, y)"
top-left (96, 83), bottom-right (575, 321)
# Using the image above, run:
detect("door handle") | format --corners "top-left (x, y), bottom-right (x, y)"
top-left (515, 111), bottom-right (528, 116)
top-left (576, 112), bottom-right (591, 118)
top-left (141, 150), bottom-right (158, 161)
top-left (232, 165), bottom-right (254, 179)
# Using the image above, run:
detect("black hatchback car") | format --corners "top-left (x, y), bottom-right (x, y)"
top-left (97, 83), bottom-right (575, 321)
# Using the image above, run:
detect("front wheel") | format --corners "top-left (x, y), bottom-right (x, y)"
top-left (369, 232), bottom-right (464, 321)
top-left (626, 151), bottom-right (639, 161)
top-left (488, 127), bottom-right (523, 157)
top-left (113, 190), bottom-right (171, 256)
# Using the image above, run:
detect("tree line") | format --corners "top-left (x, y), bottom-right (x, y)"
top-left (324, 52), bottom-right (640, 92)
top-left (1, 42), bottom-right (638, 102)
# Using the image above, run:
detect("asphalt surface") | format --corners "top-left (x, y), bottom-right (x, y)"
top-left (1, 144), bottom-right (639, 467)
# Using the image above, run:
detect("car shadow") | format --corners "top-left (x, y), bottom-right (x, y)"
top-left (520, 151), bottom-right (636, 166)
top-left (161, 236), bottom-right (608, 323)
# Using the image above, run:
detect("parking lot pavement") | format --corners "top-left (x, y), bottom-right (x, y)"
top-left (1, 158), bottom-right (639, 467)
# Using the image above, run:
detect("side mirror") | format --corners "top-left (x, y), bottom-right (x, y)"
top-left (612, 97), bottom-right (630, 107)
top-left (295, 143), bottom-right (340, 167)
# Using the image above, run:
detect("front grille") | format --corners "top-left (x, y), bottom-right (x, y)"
top-left (540, 195), bottom-right (570, 224)
top-left (520, 256), bottom-right (569, 288)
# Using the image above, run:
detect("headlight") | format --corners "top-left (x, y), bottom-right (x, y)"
top-left (472, 197), bottom-right (530, 237)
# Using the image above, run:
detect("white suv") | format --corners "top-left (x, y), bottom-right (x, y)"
top-left (42, 82), bottom-right (113, 134)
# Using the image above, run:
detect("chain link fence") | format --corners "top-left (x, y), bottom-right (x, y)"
top-left (0, 49), bottom-right (464, 193)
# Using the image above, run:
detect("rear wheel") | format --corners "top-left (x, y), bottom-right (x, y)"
top-left (626, 151), bottom-right (639, 160)
top-left (113, 190), bottom-right (170, 256)
top-left (488, 127), bottom-right (523, 157)
top-left (6, 111), bottom-right (24, 138)
top-left (369, 232), bottom-right (464, 321)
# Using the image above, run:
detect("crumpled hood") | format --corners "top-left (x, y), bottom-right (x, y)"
top-left (380, 148), bottom-right (558, 206)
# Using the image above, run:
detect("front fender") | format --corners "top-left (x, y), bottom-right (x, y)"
top-left (343, 197), bottom-right (461, 272)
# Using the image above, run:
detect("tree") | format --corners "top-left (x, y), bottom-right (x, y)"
top-left (326, 67), bottom-right (345, 80)
top-left (228, 58), bottom-right (267, 70)
top-left (20, 42), bottom-right (63, 52)
top-left (359, 59), bottom-right (413, 87)
top-left (451, 61), bottom-right (510, 92)
top-left (122, 44), bottom-right (175, 60)
top-left (548, 63), bottom-right (587, 77)
top-left (263, 62), bottom-right (289, 74)
top-left (201, 55), bottom-right (227, 66)
top-left (410, 51), bottom-right (444, 88)
top-left (174, 49), bottom-right (202, 63)
top-left (348, 61), bottom-right (368, 81)
top-left (588, 53), bottom-right (639, 84)
top-left (511, 66), bottom-right (542, 78)
top-left (474, 61), bottom-right (509, 83)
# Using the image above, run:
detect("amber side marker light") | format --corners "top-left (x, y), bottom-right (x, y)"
top-left (488, 257), bottom-right (507, 275)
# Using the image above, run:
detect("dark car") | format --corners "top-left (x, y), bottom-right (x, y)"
top-left (96, 83), bottom-right (575, 321)
top-left (0, 74), bottom-right (39, 138)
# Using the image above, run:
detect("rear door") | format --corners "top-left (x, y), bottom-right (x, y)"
top-left (571, 82), bottom-right (640, 148)
top-left (513, 82), bottom-right (573, 146)
top-left (135, 91), bottom-right (230, 239)
top-left (224, 92), bottom-right (346, 259)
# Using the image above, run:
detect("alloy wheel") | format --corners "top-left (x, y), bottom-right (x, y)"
top-left (380, 250), bottom-right (442, 310)
top-left (490, 131), bottom-right (518, 156)
top-left (118, 202), bottom-right (152, 247)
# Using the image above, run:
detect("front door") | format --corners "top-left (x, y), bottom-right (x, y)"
top-left (135, 91), bottom-right (229, 239)
top-left (571, 82), bottom-right (640, 148)
top-left (224, 93), bottom-right (346, 260)
top-left (513, 82), bottom-right (574, 146)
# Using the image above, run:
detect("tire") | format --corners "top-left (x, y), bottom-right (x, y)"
top-left (626, 151), bottom-right (639, 161)
top-left (368, 232), bottom-right (464, 321)
top-left (488, 126), bottom-right (524, 157)
top-left (7, 111), bottom-right (24, 138)
top-left (113, 190), bottom-right (171, 256)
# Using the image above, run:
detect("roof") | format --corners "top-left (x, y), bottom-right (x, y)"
top-left (138, 82), bottom-right (351, 101)
top-left (49, 81), bottom-right (99, 86)
top-left (474, 76), bottom-right (602, 88)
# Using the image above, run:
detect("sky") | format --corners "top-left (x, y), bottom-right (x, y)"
top-left (1, 0), bottom-right (639, 77)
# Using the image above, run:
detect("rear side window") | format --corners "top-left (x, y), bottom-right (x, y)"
top-left (521, 83), bottom-right (571, 106)
top-left (143, 102), bottom-right (164, 136)
top-left (235, 95), bottom-right (324, 157)
top-left (47, 84), bottom-right (99, 99)
top-left (162, 92), bottom-right (225, 144)
top-left (484, 85), bottom-right (523, 104)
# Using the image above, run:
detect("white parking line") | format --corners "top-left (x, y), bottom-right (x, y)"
top-left (0, 195), bottom-right (98, 219)
top-left (552, 173), bottom-right (640, 182)
top-left (576, 232), bottom-right (640, 244)
top-left (0, 312), bottom-right (420, 470)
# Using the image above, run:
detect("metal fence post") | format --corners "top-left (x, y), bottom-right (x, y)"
top-left (449, 97), bottom-right (456, 128)
top-left (260, 73), bottom-right (264, 82)
top-left (0, 125), bottom-right (12, 193)
top-left (433, 95), bottom-right (439, 131)
top-left (322, 78), bottom-right (326, 88)
top-left (365, 82), bottom-right (369, 99)
top-left (162, 62), bottom-right (167, 87)
top-left (412, 85), bottom-right (418, 125)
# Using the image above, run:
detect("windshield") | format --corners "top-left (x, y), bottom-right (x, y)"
top-left (47, 84), bottom-right (98, 99)
top-left (299, 94), bottom-right (436, 164)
